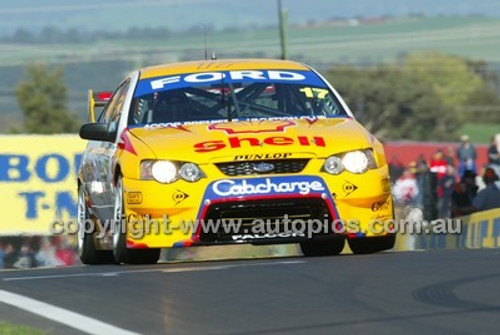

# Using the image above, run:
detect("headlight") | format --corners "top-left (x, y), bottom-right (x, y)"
top-left (151, 161), bottom-right (177, 183)
top-left (179, 163), bottom-right (203, 182)
top-left (324, 156), bottom-right (343, 174)
top-left (323, 149), bottom-right (377, 175)
top-left (342, 150), bottom-right (369, 173)
top-left (140, 160), bottom-right (204, 183)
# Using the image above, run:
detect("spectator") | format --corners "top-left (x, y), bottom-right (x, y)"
top-left (472, 166), bottom-right (500, 211)
top-left (413, 154), bottom-right (429, 208)
top-left (430, 150), bottom-right (448, 177)
top-left (457, 134), bottom-right (477, 177)
top-left (0, 241), bottom-right (5, 269)
top-left (444, 146), bottom-right (455, 167)
top-left (488, 134), bottom-right (500, 166)
top-left (55, 238), bottom-right (77, 266)
top-left (451, 170), bottom-right (478, 218)
top-left (408, 161), bottom-right (418, 175)
top-left (416, 154), bottom-right (429, 173)
top-left (3, 243), bottom-right (18, 269)
top-left (430, 150), bottom-right (448, 199)
top-left (497, 134), bottom-right (500, 160)
top-left (392, 169), bottom-right (419, 205)
top-left (389, 155), bottom-right (405, 182)
top-left (14, 244), bottom-right (38, 269)
top-left (438, 165), bottom-right (456, 218)
top-left (36, 237), bottom-right (64, 267)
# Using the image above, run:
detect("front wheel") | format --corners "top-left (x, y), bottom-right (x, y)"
top-left (77, 186), bottom-right (115, 264)
top-left (300, 238), bottom-right (345, 257)
top-left (112, 177), bottom-right (160, 265)
top-left (348, 234), bottom-right (396, 254)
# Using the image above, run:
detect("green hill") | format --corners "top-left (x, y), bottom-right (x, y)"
top-left (1, 15), bottom-right (499, 134)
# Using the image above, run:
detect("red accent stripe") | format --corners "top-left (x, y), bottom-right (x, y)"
top-left (126, 240), bottom-right (149, 249)
top-left (118, 128), bottom-right (137, 155)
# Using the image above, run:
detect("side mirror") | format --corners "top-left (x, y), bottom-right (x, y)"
top-left (79, 123), bottom-right (115, 142)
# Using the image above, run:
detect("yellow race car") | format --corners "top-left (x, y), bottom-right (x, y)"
top-left (78, 59), bottom-right (395, 264)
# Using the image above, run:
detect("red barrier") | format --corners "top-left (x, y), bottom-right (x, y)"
top-left (383, 141), bottom-right (489, 169)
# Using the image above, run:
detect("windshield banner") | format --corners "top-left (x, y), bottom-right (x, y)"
top-left (135, 70), bottom-right (327, 97)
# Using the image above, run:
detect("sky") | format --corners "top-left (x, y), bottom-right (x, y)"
top-left (0, 0), bottom-right (499, 35)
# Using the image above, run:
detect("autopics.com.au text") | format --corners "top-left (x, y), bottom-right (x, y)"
top-left (50, 214), bottom-right (462, 240)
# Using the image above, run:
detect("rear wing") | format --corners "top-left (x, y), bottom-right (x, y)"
top-left (87, 90), bottom-right (112, 122)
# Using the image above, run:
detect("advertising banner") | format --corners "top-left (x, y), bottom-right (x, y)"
top-left (416, 209), bottom-right (500, 250)
top-left (0, 135), bottom-right (85, 235)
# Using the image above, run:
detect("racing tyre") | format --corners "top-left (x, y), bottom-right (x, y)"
top-left (112, 177), bottom-right (160, 265)
top-left (348, 234), bottom-right (396, 254)
top-left (77, 187), bottom-right (115, 264)
top-left (300, 238), bottom-right (345, 257)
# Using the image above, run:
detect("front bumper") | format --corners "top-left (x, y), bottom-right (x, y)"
top-left (121, 163), bottom-right (394, 249)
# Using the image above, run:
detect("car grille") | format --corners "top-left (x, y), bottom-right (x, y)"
top-left (215, 159), bottom-right (309, 176)
top-left (199, 198), bottom-right (333, 243)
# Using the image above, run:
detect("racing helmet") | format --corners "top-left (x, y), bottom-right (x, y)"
top-left (152, 89), bottom-right (192, 122)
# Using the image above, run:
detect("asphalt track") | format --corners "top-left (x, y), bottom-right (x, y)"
top-left (1, 249), bottom-right (500, 335)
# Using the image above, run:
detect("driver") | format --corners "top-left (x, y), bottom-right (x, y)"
top-left (152, 89), bottom-right (192, 122)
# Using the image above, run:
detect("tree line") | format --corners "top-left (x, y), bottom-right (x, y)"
top-left (325, 53), bottom-right (500, 141)
top-left (1, 25), bottom-right (218, 44)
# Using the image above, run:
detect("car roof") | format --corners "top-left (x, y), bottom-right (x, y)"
top-left (139, 58), bottom-right (310, 79)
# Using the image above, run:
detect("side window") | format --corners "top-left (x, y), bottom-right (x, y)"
top-left (98, 80), bottom-right (131, 136)
top-left (98, 91), bottom-right (119, 123)
top-left (98, 80), bottom-right (130, 124)
top-left (108, 81), bottom-right (130, 134)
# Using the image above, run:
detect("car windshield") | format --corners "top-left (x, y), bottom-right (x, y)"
top-left (129, 70), bottom-right (347, 125)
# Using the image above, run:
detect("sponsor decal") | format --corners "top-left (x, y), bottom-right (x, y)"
top-left (211, 178), bottom-right (325, 197)
top-left (208, 120), bottom-right (295, 134)
top-left (0, 135), bottom-right (85, 235)
top-left (126, 192), bottom-right (143, 204)
top-left (252, 162), bottom-right (275, 173)
top-left (172, 189), bottom-right (189, 205)
top-left (381, 178), bottom-right (391, 193)
top-left (133, 116), bottom-right (326, 129)
top-left (199, 175), bottom-right (338, 225)
top-left (232, 232), bottom-right (306, 242)
top-left (342, 181), bottom-right (358, 196)
top-left (135, 70), bottom-right (327, 97)
top-left (371, 214), bottom-right (394, 229)
top-left (371, 197), bottom-right (391, 212)
top-left (194, 135), bottom-right (325, 153)
top-left (143, 123), bottom-right (191, 132)
top-left (234, 153), bottom-right (292, 160)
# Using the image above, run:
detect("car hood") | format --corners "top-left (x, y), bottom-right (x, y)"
top-left (128, 118), bottom-right (377, 164)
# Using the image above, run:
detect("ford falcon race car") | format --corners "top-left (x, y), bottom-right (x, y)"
top-left (78, 59), bottom-right (395, 264)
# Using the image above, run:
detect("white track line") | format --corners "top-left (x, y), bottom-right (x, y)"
top-left (2, 268), bottom-right (161, 281)
top-left (0, 289), bottom-right (139, 335)
top-left (161, 260), bottom-right (304, 273)
top-left (2, 260), bottom-right (306, 281)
